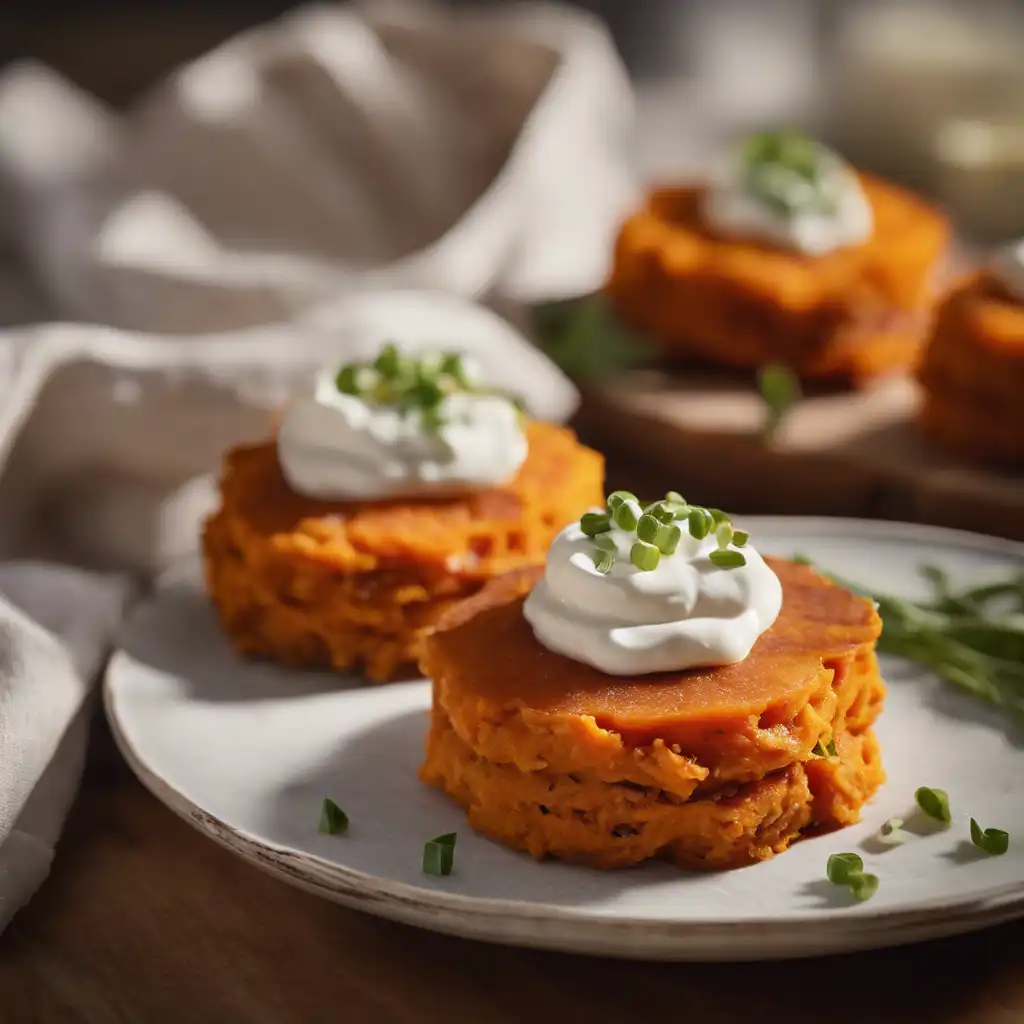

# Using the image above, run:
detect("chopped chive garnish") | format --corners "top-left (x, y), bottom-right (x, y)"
top-left (636, 514), bottom-right (660, 543)
top-left (655, 523), bottom-right (682, 555)
top-left (970, 818), bottom-right (1009, 855)
top-left (849, 873), bottom-right (879, 902)
top-left (733, 530), bottom-right (750, 547)
top-left (878, 817), bottom-right (908, 845)
top-left (915, 786), bottom-right (951, 825)
top-left (708, 509), bottom-right (729, 525)
top-left (826, 852), bottom-right (863, 885)
top-left (593, 550), bottom-right (615, 574)
top-left (580, 512), bottom-right (611, 537)
top-left (811, 738), bottom-right (838, 759)
top-left (422, 832), bottom-right (457, 876)
top-left (688, 508), bottom-right (711, 540)
top-left (648, 502), bottom-right (677, 524)
top-left (613, 499), bottom-right (642, 531)
top-left (665, 491), bottom-right (685, 505)
top-left (318, 798), bottom-right (349, 835)
top-left (606, 490), bottom-right (637, 512)
top-left (709, 549), bottom-right (747, 569)
top-left (332, 344), bottom-right (517, 433)
top-left (716, 522), bottom-right (734, 550)
top-left (630, 540), bottom-right (660, 571)
top-left (594, 534), bottom-right (617, 551)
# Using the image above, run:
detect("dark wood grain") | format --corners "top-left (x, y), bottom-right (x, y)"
top-left (0, 710), bottom-right (1022, 1024)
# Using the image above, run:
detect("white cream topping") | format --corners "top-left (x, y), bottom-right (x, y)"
top-left (523, 519), bottom-right (783, 676)
top-left (702, 144), bottom-right (873, 256)
top-left (991, 238), bottom-right (1024, 303)
top-left (277, 364), bottom-right (527, 501)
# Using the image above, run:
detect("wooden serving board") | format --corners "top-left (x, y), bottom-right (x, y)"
top-left (575, 372), bottom-right (1024, 543)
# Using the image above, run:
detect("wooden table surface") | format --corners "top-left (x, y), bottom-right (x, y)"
top-left (0, 712), bottom-right (1022, 1024)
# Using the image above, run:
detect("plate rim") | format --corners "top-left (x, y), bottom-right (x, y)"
top-left (106, 516), bottom-right (1024, 960)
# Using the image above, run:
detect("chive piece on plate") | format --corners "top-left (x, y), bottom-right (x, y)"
top-left (970, 818), bottom-right (1009, 856)
top-left (318, 798), bottom-right (349, 836)
top-left (826, 852), bottom-right (864, 885)
top-left (630, 540), bottom-right (660, 572)
top-left (915, 786), bottom-right (951, 824)
top-left (423, 832), bottom-right (458, 876)
top-left (849, 872), bottom-right (880, 902)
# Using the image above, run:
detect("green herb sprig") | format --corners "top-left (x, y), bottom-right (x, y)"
top-left (795, 557), bottom-right (1024, 722)
top-left (826, 852), bottom-right (879, 902)
top-left (334, 343), bottom-right (522, 433)
top-left (582, 492), bottom-right (752, 574)
top-left (318, 798), bottom-right (349, 836)
top-left (423, 832), bottom-right (458, 877)
top-left (742, 130), bottom-right (839, 218)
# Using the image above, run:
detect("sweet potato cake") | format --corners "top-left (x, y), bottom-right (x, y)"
top-left (607, 139), bottom-right (949, 383)
top-left (917, 270), bottom-right (1024, 466)
top-left (420, 557), bottom-right (886, 871)
top-left (203, 420), bottom-right (603, 681)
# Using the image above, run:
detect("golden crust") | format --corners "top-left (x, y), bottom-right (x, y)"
top-left (419, 558), bottom-right (886, 870)
top-left (422, 558), bottom-right (883, 787)
top-left (420, 706), bottom-right (883, 870)
top-left (202, 421), bottom-right (604, 680)
top-left (606, 175), bottom-right (949, 382)
top-left (917, 272), bottom-right (1024, 466)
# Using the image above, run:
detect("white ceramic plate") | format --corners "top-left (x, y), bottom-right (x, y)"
top-left (105, 518), bottom-right (1024, 961)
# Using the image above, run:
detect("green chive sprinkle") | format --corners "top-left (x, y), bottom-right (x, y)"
top-left (665, 491), bottom-right (685, 505)
top-left (374, 342), bottom-right (403, 378)
top-left (580, 512), bottom-right (612, 537)
top-left (826, 852), bottom-right (863, 885)
top-left (335, 365), bottom-right (363, 395)
top-left (318, 798), bottom-right (349, 836)
top-left (630, 540), bottom-right (660, 571)
top-left (708, 508), bottom-right (729, 525)
top-left (733, 530), bottom-right (750, 547)
top-left (811, 738), bottom-right (838, 759)
top-left (655, 523), bottom-right (682, 555)
top-left (915, 786), bottom-right (951, 825)
top-left (637, 513), bottom-right (661, 543)
top-left (716, 522), bottom-right (734, 550)
top-left (849, 873), bottom-right (879, 902)
top-left (970, 818), bottom-right (1009, 856)
top-left (709, 549), bottom-right (747, 569)
top-left (606, 490), bottom-right (637, 512)
top-left (878, 817), bottom-right (907, 846)
top-left (422, 832), bottom-right (457, 876)
top-left (593, 550), bottom-right (615, 575)
top-left (613, 499), bottom-right (642, 531)
top-left (649, 502), bottom-right (677, 524)
top-left (758, 362), bottom-right (801, 441)
top-left (594, 534), bottom-right (617, 551)
top-left (688, 508), bottom-right (712, 540)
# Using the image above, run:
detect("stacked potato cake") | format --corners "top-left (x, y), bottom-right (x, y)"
top-left (420, 559), bottom-right (885, 870)
top-left (203, 421), bottom-right (603, 681)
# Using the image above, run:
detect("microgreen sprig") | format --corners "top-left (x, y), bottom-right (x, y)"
top-left (333, 343), bottom-right (522, 433)
top-left (826, 852), bottom-right (879, 902)
top-left (581, 492), bottom-right (752, 574)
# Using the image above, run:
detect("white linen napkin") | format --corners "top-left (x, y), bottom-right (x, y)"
top-left (0, 0), bottom-right (637, 931)
top-left (0, 562), bottom-right (132, 934)
top-left (0, 0), bottom-right (637, 333)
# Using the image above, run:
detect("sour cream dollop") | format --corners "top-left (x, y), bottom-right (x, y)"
top-left (702, 139), bottom-right (873, 257)
top-left (523, 518), bottom-right (783, 675)
top-left (277, 364), bottom-right (527, 501)
top-left (991, 238), bottom-right (1024, 303)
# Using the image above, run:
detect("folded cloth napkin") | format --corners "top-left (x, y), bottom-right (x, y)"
top-left (0, 0), bottom-right (636, 932)
top-left (0, 562), bottom-right (133, 934)
top-left (0, 0), bottom-right (637, 333)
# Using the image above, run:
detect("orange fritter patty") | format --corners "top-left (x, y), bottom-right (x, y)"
top-left (421, 559), bottom-right (884, 793)
top-left (421, 707), bottom-right (884, 870)
top-left (203, 421), bottom-right (604, 681)
top-left (917, 272), bottom-right (1024, 466)
top-left (607, 175), bottom-right (949, 382)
